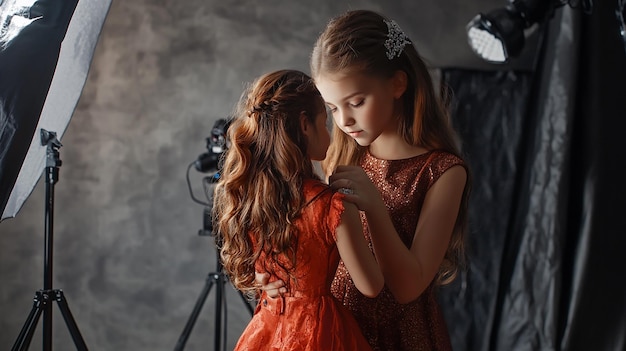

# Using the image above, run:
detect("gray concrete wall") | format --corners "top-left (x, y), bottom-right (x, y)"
top-left (0, 0), bottom-right (506, 350)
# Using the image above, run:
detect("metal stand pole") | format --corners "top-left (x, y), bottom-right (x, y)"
top-left (11, 129), bottom-right (88, 351)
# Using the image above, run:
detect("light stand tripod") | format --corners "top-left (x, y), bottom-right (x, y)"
top-left (175, 172), bottom-right (255, 351)
top-left (12, 129), bottom-right (88, 351)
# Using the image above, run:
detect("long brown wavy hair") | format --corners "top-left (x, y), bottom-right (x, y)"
top-left (311, 10), bottom-right (471, 285)
top-left (213, 70), bottom-right (326, 296)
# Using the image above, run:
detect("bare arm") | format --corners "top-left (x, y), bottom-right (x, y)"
top-left (335, 200), bottom-right (384, 298)
top-left (329, 165), bottom-right (467, 303)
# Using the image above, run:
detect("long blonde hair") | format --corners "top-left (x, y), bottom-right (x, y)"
top-left (311, 10), bottom-right (470, 284)
top-left (213, 70), bottom-right (326, 296)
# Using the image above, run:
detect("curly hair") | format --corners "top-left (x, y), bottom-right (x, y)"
top-left (311, 10), bottom-right (470, 285)
top-left (213, 70), bottom-right (326, 297)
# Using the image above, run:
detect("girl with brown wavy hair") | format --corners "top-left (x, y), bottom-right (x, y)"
top-left (258, 10), bottom-right (471, 351)
top-left (213, 69), bottom-right (383, 350)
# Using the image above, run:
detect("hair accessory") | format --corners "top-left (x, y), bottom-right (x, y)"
top-left (248, 100), bottom-right (274, 118)
top-left (383, 19), bottom-right (411, 60)
top-left (247, 106), bottom-right (261, 118)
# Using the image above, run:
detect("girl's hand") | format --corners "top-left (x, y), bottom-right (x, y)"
top-left (254, 272), bottom-right (286, 298)
top-left (328, 165), bottom-right (383, 213)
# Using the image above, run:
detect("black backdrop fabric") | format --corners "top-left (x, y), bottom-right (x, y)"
top-left (440, 69), bottom-right (534, 351)
top-left (439, 3), bottom-right (626, 351)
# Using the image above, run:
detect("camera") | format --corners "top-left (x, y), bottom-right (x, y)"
top-left (193, 118), bottom-right (230, 236)
top-left (194, 118), bottom-right (231, 174)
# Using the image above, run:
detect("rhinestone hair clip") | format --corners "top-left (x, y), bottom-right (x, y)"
top-left (383, 19), bottom-right (411, 60)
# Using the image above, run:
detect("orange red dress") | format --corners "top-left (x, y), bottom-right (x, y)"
top-left (331, 150), bottom-right (465, 351)
top-left (233, 179), bottom-right (373, 351)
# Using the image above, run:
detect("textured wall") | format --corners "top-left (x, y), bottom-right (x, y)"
top-left (0, 0), bottom-right (508, 350)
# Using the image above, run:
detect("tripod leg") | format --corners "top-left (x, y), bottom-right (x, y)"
top-left (218, 278), bottom-right (255, 351)
top-left (11, 292), bottom-right (46, 351)
top-left (174, 274), bottom-right (216, 351)
top-left (54, 290), bottom-right (88, 350)
top-left (217, 277), bottom-right (253, 351)
top-left (214, 273), bottom-right (223, 351)
top-left (43, 294), bottom-right (52, 351)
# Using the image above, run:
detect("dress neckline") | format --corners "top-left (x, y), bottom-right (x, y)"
top-left (365, 149), bottom-right (435, 163)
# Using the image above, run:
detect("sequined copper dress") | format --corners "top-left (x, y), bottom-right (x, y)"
top-left (331, 150), bottom-right (464, 351)
top-left (234, 179), bottom-right (373, 351)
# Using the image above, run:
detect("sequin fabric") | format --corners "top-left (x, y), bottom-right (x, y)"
top-left (234, 179), bottom-right (374, 351)
top-left (330, 149), bottom-right (465, 351)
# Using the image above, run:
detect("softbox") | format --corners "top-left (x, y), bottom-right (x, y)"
top-left (0, 0), bottom-right (112, 222)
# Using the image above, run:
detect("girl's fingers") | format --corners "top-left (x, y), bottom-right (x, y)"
top-left (254, 272), bottom-right (270, 285)
top-left (263, 281), bottom-right (286, 298)
top-left (254, 272), bottom-right (286, 298)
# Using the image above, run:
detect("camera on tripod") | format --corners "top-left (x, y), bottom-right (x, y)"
top-left (193, 118), bottom-right (231, 236)
top-left (178, 117), bottom-right (256, 351)
top-left (177, 117), bottom-right (253, 351)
